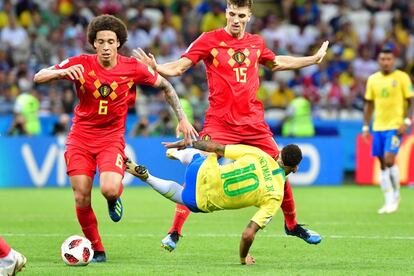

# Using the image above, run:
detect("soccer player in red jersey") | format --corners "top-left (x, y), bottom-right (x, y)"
top-left (134, 0), bottom-right (328, 250)
top-left (0, 237), bottom-right (26, 275)
top-left (33, 15), bottom-right (198, 262)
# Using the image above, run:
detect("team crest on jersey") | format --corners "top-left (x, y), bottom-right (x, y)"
top-left (392, 80), bottom-right (397, 87)
top-left (202, 134), bottom-right (211, 141)
top-left (233, 51), bottom-right (246, 64)
top-left (98, 83), bottom-right (113, 98)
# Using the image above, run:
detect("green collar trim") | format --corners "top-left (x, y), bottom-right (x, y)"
top-left (272, 167), bottom-right (286, 181)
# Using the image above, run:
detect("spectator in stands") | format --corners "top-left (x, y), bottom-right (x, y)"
top-left (52, 113), bottom-right (70, 136)
top-left (352, 47), bottom-right (380, 81)
top-left (8, 88), bottom-right (41, 136)
top-left (0, 84), bottom-right (15, 114)
top-left (150, 109), bottom-right (175, 136)
top-left (130, 117), bottom-right (151, 137)
top-left (61, 88), bottom-right (76, 114)
top-left (0, 0), bottom-right (412, 125)
top-left (270, 80), bottom-right (295, 109)
top-left (200, 0), bottom-right (226, 32)
top-left (0, 15), bottom-right (30, 65)
top-left (281, 92), bottom-right (315, 137)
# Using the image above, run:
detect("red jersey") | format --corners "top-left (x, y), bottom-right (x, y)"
top-left (182, 28), bottom-right (275, 125)
top-left (55, 54), bottom-right (157, 147)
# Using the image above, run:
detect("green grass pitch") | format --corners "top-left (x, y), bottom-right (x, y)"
top-left (1, 185), bottom-right (413, 275)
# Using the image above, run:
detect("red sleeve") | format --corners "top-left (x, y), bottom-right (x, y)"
top-left (181, 32), bottom-right (210, 64)
top-left (258, 37), bottom-right (276, 65)
top-left (134, 60), bottom-right (158, 86)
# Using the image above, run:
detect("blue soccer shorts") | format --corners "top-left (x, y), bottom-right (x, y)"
top-left (372, 129), bottom-right (402, 157)
top-left (182, 153), bottom-right (207, 213)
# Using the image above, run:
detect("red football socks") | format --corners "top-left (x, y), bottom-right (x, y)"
top-left (281, 180), bottom-right (298, 230)
top-left (168, 204), bottom-right (191, 236)
top-left (0, 237), bottom-right (11, 258)
top-left (76, 205), bottom-right (105, 252)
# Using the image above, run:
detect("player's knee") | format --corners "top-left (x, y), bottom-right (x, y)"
top-left (100, 183), bottom-right (118, 200)
top-left (74, 192), bottom-right (91, 207)
top-left (384, 158), bottom-right (395, 168)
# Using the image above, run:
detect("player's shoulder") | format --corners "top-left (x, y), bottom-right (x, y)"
top-left (367, 71), bottom-right (382, 80)
top-left (201, 29), bottom-right (223, 40)
top-left (245, 32), bottom-right (266, 45)
top-left (118, 54), bottom-right (139, 65)
top-left (77, 54), bottom-right (96, 62)
top-left (248, 32), bottom-right (264, 41)
top-left (56, 54), bottom-right (94, 68)
top-left (393, 69), bottom-right (410, 79)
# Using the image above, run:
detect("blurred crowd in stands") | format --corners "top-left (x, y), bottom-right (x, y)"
top-left (0, 0), bottom-right (413, 136)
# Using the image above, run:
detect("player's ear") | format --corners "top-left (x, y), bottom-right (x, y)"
top-left (93, 40), bottom-right (98, 49)
top-left (117, 40), bottom-right (120, 48)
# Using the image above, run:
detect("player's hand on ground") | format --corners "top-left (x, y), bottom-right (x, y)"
top-left (314, 41), bottom-right (329, 64)
top-left (162, 140), bottom-right (187, 150)
top-left (245, 254), bottom-right (256, 265)
top-left (132, 48), bottom-right (157, 70)
top-left (60, 64), bottom-right (84, 80)
top-left (176, 118), bottom-right (199, 146)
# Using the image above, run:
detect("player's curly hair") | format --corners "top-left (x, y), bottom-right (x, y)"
top-left (281, 144), bottom-right (302, 167)
top-left (87, 15), bottom-right (128, 49)
top-left (227, 0), bottom-right (252, 9)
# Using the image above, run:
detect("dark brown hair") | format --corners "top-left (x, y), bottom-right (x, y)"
top-left (87, 15), bottom-right (128, 49)
top-left (281, 144), bottom-right (302, 167)
top-left (227, 0), bottom-right (252, 9)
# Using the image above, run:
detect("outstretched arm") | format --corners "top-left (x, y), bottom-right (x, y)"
top-left (162, 139), bottom-right (226, 157)
top-left (154, 75), bottom-right (198, 145)
top-left (133, 48), bottom-right (193, 77)
top-left (267, 41), bottom-right (329, 71)
top-left (239, 221), bottom-right (260, 265)
top-left (33, 65), bottom-right (84, 83)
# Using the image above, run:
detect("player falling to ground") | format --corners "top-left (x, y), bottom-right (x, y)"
top-left (33, 15), bottom-right (198, 262)
top-left (126, 140), bottom-right (320, 265)
top-left (133, 0), bottom-right (327, 250)
top-left (363, 47), bottom-right (414, 214)
top-left (0, 237), bottom-right (26, 275)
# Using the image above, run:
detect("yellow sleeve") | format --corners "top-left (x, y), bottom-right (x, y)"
top-left (365, 76), bottom-right (374, 100)
top-left (224, 145), bottom-right (263, 160)
top-left (251, 199), bottom-right (279, 229)
top-left (401, 72), bottom-right (414, 98)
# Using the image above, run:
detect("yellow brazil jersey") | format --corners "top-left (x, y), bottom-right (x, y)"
top-left (365, 70), bottom-right (414, 131)
top-left (195, 145), bottom-right (285, 228)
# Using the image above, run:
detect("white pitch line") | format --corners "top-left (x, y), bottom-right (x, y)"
top-left (1, 233), bottom-right (414, 240)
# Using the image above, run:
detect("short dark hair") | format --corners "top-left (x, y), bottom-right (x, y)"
top-left (227, 0), bottom-right (252, 9)
top-left (379, 46), bottom-right (393, 55)
top-left (281, 144), bottom-right (302, 167)
top-left (87, 15), bottom-right (128, 49)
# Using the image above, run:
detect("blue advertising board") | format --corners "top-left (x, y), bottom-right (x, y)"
top-left (0, 136), bottom-right (343, 187)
